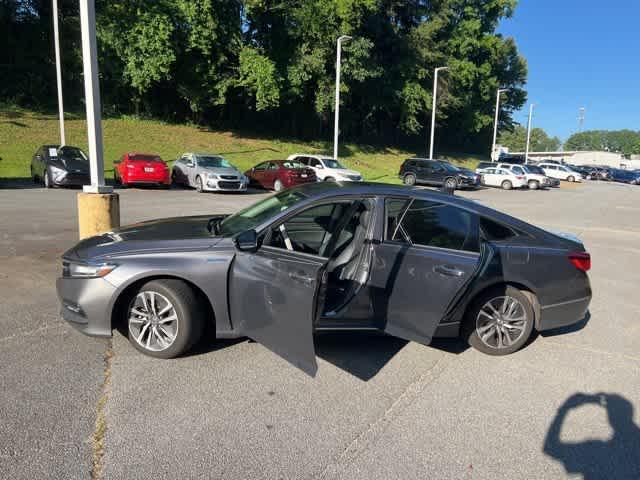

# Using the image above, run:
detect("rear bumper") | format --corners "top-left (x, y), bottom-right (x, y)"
top-left (123, 174), bottom-right (171, 185)
top-left (56, 276), bottom-right (116, 337)
top-left (537, 295), bottom-right (591, 331)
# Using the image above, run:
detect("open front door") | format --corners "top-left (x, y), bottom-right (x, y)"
top-left (228, 246), bottom-right (327, 376)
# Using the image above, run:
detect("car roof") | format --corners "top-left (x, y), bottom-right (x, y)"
top-left (290, 153), bottom-right (334, 160)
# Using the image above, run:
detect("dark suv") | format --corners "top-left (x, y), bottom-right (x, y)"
top-left (399, 158), bottom-right (479, 189)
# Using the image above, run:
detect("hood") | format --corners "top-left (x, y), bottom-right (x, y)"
top-left (51, 156), bottom-right (89, 173)
top-left (198, 166), bottom-right (241, 176)
top-left (64, 215), bottom-right (227, 260)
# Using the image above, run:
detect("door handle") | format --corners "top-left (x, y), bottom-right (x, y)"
top-left (434, 265), bottom-right (465, 277)
top-left (289, 271), bottom-right (314, 285)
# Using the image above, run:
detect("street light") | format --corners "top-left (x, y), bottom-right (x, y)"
top-left (428, 66), bottom-right (449, 159)
top-left (524, 103), bottom-right (536, 164)
top-left (333, 35), bottom-right (352, 160)
top-left (52, 0), bottom-right (65, 146)
top-left (491, 88), bottom-right (509, 162)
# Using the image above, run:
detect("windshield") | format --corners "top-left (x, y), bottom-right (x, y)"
top-left (323, 159), bottom-right (346, 169)
top-left (198, 156), bottom-right (233, 168)
top-left (59, 147), bottom-right (87, 161)
top-left (440, 162), bottom-right (459, 172)
top-left (218, 190), bottom-right (307, 236)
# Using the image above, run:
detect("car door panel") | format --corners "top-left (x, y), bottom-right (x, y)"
top-left (370, 242), bottom-right (480, 345)
top-left (228, 246), bottom-right (327, 376)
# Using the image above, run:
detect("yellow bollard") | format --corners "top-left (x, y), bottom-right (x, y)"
top-left (77, 192), bottom-right (120, 239)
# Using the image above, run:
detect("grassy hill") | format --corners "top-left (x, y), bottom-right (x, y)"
top-left (0, 108), bottom-right (487, 183)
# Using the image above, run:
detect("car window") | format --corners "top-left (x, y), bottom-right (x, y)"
top-left (282, 160), bottom-right (304, 169)
top-left (386, 199), bottom-right (478, 252)
top-left (253, 162), bottom-right (267, 171)
top-left (480, 217), bottom-right (518, 241)
top-left (512, 166), bottom-right (524, 174)
top-left (267, 162), bottom-right (278, 170)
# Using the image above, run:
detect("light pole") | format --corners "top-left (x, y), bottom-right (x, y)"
top-left (524, 103), bottom-right (535, 164)
top-left (77, 0), bottom-right (118, 240)
top-left (333, 35), bottom-right (352, 160)
top-left (52, 0), bottom-right (65, 146)
top-left (428, 66), bottom-right (449, 159)
top-left (491, 88), bottom-right (509, 161)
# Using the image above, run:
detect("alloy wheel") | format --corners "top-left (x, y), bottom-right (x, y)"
top-left (196, 176), bottom-right (203, 192)
top-left (404, 174), bottom-right (416, 186)
top-left (274, 179), bottom-right (283, 191)
top-left (128, 291), bottom-right (179, 352)
top-left (475, 296), bottom-right (527, 349)
top-left (445, 178), bottom-right (457, 189)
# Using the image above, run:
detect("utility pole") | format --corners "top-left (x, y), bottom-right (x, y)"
top-left (491, 88), bottom-right (509, 161)
top-left (52, 0), bottom-right (66, 146)
top-left (428, 66), bottom-right (449, 159)
top-left (524, 103), bottom-right (535, 164)
top-left (333, 35), bottom-right (352, 160)
top-left (578, 107), bottom-right (586, 151)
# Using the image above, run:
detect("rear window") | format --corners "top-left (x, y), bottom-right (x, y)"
top-left (130, 154), bottom-right (161, 162)
top-left (281, 161), bottom-right (305, 169)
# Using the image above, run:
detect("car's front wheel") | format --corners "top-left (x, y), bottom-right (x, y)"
top-left (126, 279), bottom-right (204, 359)
top-left (196, 176), bottom-right (204, 193)
top-left (528, 180), bottom-right (539, 190)
top-left (444, 177), bottom-right (458, 190)
top-left (43, 170), bottom-right (52, 188)
top-left (463, 286), bottom-right (534, 356)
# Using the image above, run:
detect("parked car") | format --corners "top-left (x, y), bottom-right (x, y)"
top-left (609, 168), bottom-right (640, 185)
top-left (57, 182), bottom-right (591, 375)
top-left (524, 165), bottom-right (560, 187)
top-left (538, 163), bottom-right (583, 182)
top-left (172, 153), bottom-right (248, 192)
top-left (286, 154), bottom-right (363, 182)
top-left (113, 152), bottom-right (170, 188)
top-left (581, 166), bottom-right (612, 181)
top-left (31, 145), bottom-right (90, 188)
top-left (399, 158), bottom-right (479, 189)
top-left (497, 163), bottom-right (549, 190)
top-left (477, 166), bottom-right (527, 190)
top-left (245, 160), bottom-right (317, 191)
top-left (496, 154), bottom-right (526, 165)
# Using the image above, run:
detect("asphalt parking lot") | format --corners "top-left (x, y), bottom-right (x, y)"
top-left (1, 181), bottom-right (639, 479)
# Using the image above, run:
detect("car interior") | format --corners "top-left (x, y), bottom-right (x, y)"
top-left (267, 199), bottom-right (374, 313)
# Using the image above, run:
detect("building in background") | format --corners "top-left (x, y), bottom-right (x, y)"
top-left (510, 150), bottom-right (640, 169)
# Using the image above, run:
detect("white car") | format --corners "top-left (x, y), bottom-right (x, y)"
top-left (538, 163), bottom-right (582, 182)
top-left (497, 163), bottom-right (549, 190)
top-left (477, 167), bottom-right (527, 190)
top-left (286, 154), bottom-right (363, 182)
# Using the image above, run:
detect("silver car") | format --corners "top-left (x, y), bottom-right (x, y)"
top-left (172, 153), bottom-right (248, 192)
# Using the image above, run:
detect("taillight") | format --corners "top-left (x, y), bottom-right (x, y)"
top-left (569, 252), bottom-right (591, 272)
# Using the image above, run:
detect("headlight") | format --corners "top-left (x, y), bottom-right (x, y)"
top-left (62, 261), bottom-right (117, 278)
top-left (50, 165), bottom-right (66, 179)
top-left (207, 173), bottom-right (219, 179)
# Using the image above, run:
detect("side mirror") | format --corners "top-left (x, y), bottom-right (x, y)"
top-left (234, 229), bottom-right (259, 252)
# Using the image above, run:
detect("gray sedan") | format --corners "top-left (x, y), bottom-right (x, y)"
top-left (57, 182), bottom-right (591, 376)
top-left (171, 152), bottom-right (248, 192)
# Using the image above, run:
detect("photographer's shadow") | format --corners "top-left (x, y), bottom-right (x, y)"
top-left (544, 392), bottom-right (640, 479)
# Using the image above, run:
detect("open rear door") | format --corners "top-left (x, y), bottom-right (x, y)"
top-left (228, 246), bottom-right (327, 376)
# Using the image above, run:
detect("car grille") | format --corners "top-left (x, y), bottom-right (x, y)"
top-left (65, 173), bottom-right (90, 184)
top-left (220, 175), bottom-right (238, 180)
top-left (218, 181), bottom-right (241, 189)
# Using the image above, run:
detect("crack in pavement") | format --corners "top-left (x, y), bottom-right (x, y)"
top-left (91, 341), bottom-right (114, 480)
top-left (312, 353), bottom-right (454, 480)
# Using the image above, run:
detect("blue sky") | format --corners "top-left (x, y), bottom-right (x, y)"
top-left (498, 0), bottom-right (639, 143)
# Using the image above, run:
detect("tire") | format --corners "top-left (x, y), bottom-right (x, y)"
top-left (125, 279), bottom-right (204, 359)
top-left (528, 180), bottom-right (539, 190)
top-left (324, 177), bottom-right (336, 182)
top-left (501, 180), bottom-right (513, 190)
top-left (462, 285), bottom-right (535, 356)
top-left (444, 177), bottom-right (457, 190)
top-left (403, 173), bottom-right (417, 186)
top-left (196, 176), bottom-right (204, 193)
top-left (274, 179), bottom-right (284, 192)
top-left (43, 170), bottom-right (52, 188)
top-left (567, 175), bottom-right (575, 183)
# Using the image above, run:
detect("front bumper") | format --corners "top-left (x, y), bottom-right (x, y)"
top-left (56, 276), bottom-right (116, 337)
top-left (204, 179), bottom-right (248, 191)
top-left (52, 172), bottom-right (90, 187)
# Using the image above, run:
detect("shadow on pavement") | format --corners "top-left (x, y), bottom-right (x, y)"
top-left (544, 392), bottom-right (640, 479)
top-left (0, 177), bottom-right (41, 189)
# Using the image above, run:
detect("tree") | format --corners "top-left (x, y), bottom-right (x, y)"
top-left (498, 125), bottom-right (561, 152)
top-left (565, 130), bottom-right (640, 155)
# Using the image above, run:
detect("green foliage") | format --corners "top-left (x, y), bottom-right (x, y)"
top-left (565, 130), bottom-right (640, 155)
top-left (498, 125), bottom-right (561, 152)
top-left (2, 0), bottom-right (528, 152)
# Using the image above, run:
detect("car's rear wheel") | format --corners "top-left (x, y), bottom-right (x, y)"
top-left (274, 179), bottom-right (284, 191)
top-left (324, 177), bottom-right (336, 182)
top-left (463, 286), bottom-right (534, 356)
top-left (403, 173), bottom-right (417, 186)
top-left (501, 180), bottom-right (513, 190)
top-left (528, 180), bottom-right (539, 190)
top-left (126, 279), bottom-right (204, 359)
top-left (196, 176), bottom-right (204, 193)
top-left (567, 175), bottom-right (575, 182)
top-left (445, 177), bottom-right (458, 190)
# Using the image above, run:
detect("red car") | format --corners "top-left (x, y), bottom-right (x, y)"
top-left (245, 160), bottom-right (317, 191)
top-left (114, 152), bottom-right (171, 188)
